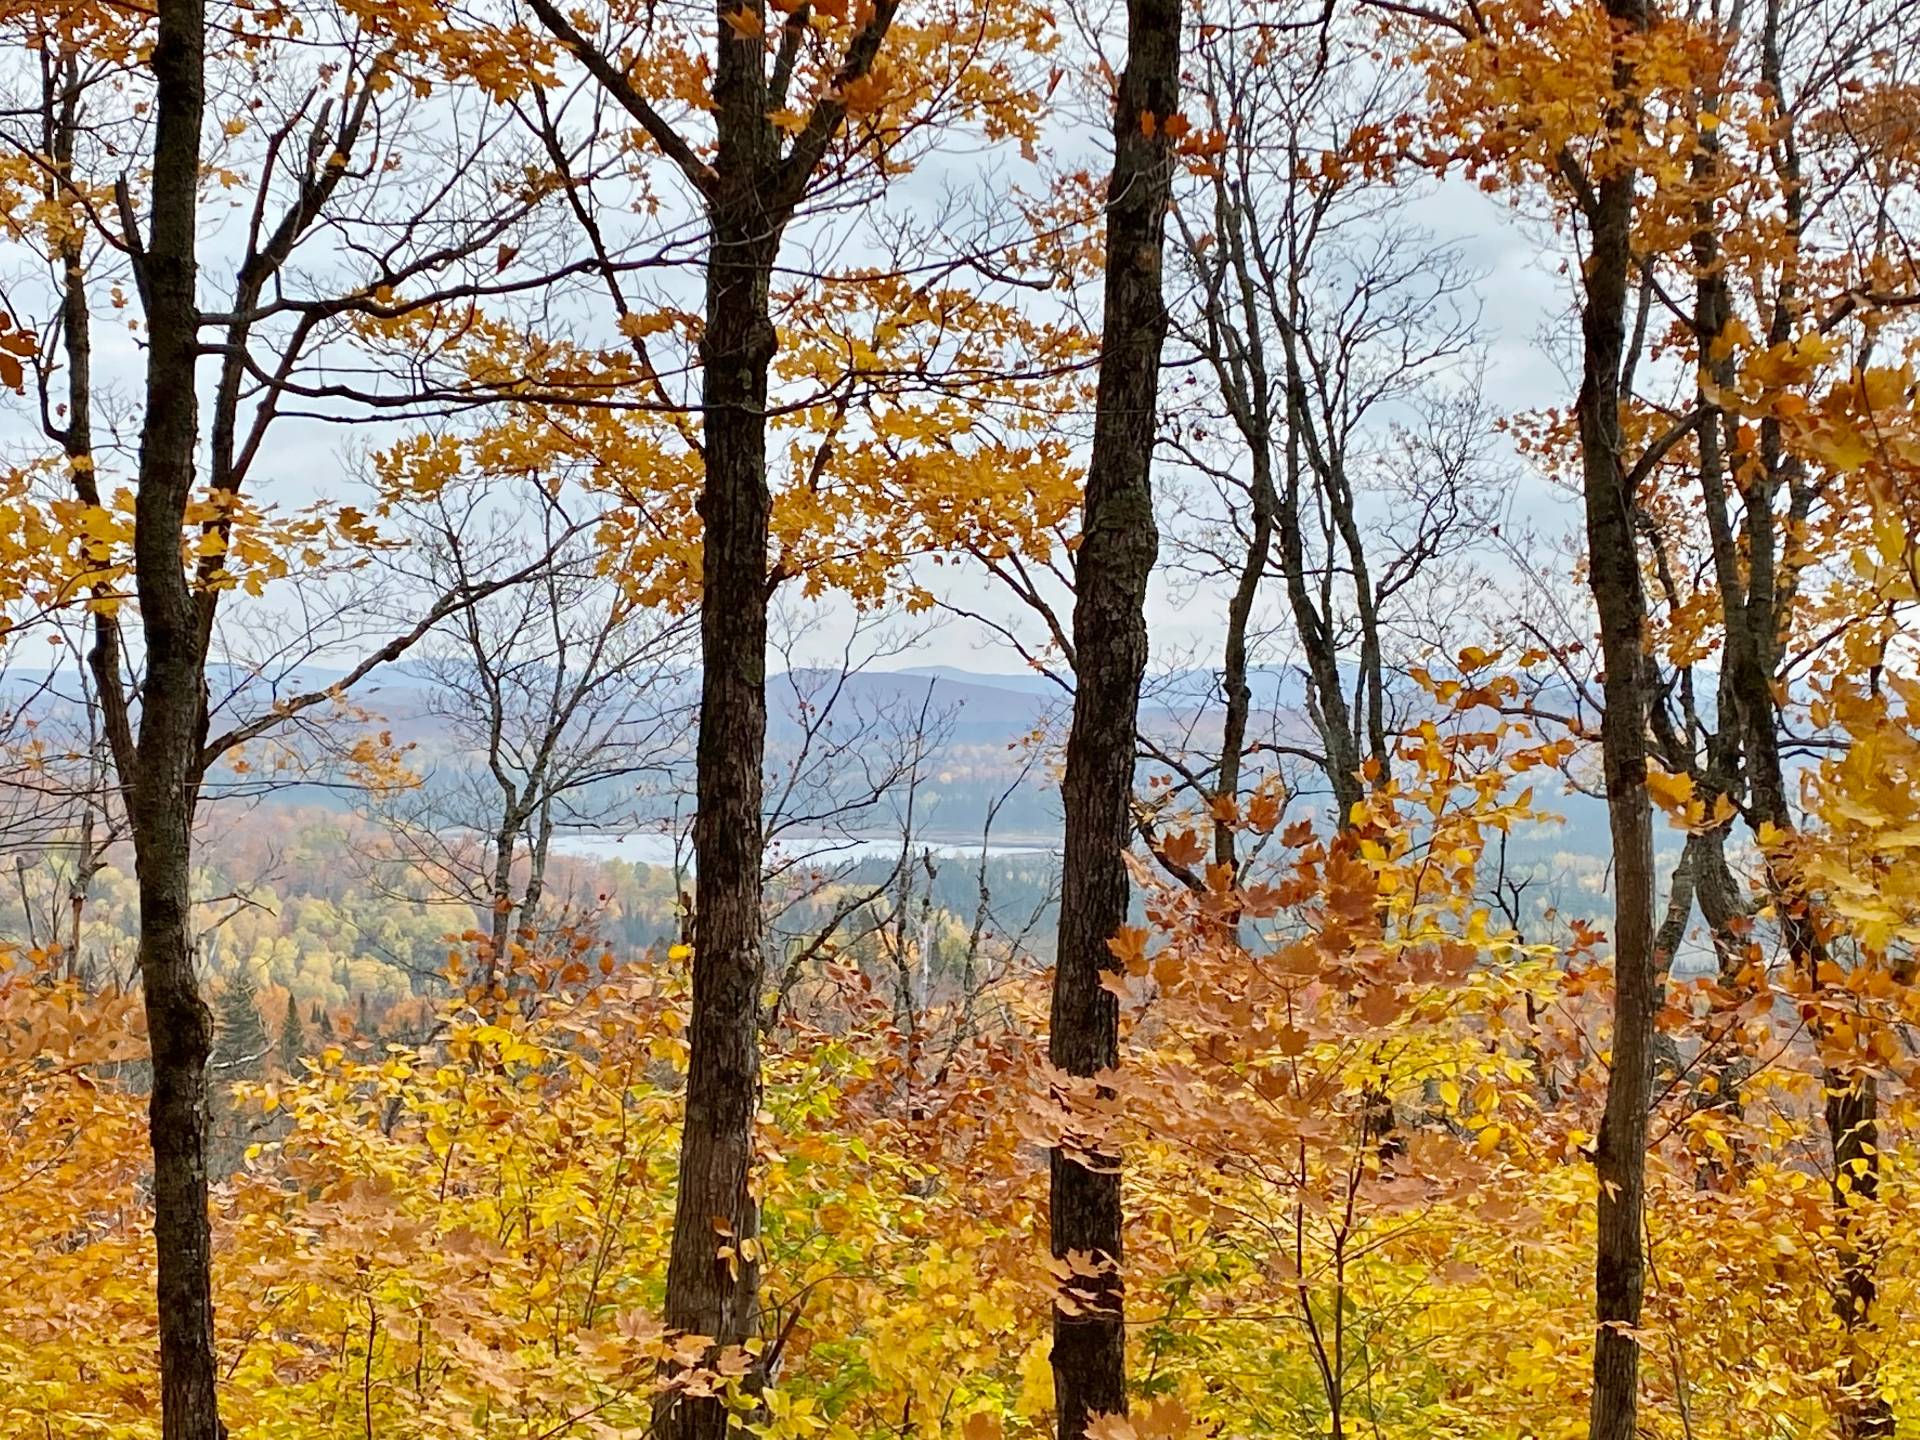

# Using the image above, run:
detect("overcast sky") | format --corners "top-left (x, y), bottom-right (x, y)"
top-left (0, 18), bottom-right (1590, 684)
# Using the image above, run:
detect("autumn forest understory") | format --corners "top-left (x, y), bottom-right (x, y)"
top-left (5, 0), bottom-right (1920, 1437)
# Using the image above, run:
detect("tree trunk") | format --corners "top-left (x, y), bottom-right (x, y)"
top-left (522, 800), bottom-right (555, 938)
top-left (130, 2), bottom-right (221, 1438)
top-left (660, 153), bottom-right (779, 1440)
top-left (1823, 1073), bottom-right (1892, 1438)
top-left (1578, 6), bottom-right (1654, 1439)
top-left (1214, 447), bottom-right (1273, 876)
top-left (486, 814), bottom-right (519, 987)
top-left (1193, 159), bottom-right (1366, 834)
top-left (512, 7), bottom-right (903, 1432)
top-left (1050, 5), bottom-right (1179, 1437)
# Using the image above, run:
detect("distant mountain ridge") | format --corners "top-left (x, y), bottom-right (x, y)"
top-left (4, 656), bottom-right (1622, 865)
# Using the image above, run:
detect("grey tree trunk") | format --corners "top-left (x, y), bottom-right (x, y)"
top-left (487, 815), bottom-right (520, 985)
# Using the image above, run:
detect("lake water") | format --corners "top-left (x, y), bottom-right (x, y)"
top-left (546, 831), bottom-right (1058, 869)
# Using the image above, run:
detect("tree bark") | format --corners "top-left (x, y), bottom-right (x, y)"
top-left (1050, 5), bottom-right (1179, 1437)
top-left (1577, 6), bottom-right (1654, 1440)
top-left (130, 2), bottom-right (221, 1438)
top-left (514, 4), bottom-right (903, 1431)
top-left (1214, 450), bottom-right (1273, 876)
top-left (1822, 1072), bottom-right (1892, 1438)
top-left (486, 813), bottom-right (520, 988)
top-left (661, 179), bottom-right (778, 1440)
top-left (659, 10), bottom-right (782, 1435)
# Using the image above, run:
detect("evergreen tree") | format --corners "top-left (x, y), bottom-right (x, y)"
top-left (212, 967), bottom-right (268, 1078)
top-left (277, 999), bottom-right (304, 1073)
top-left (312, 1002), bottom-right (333, 1041)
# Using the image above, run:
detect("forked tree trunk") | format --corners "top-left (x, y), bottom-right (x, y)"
top-left (516, 5), bottom-right (903, 1432)
top-left (1578, 6), bottom-right (1655, 1440)
top-left (130, 1), bottom-right (222, 1437)
top-left (1050, 4), bottom-right (1179, 1437)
